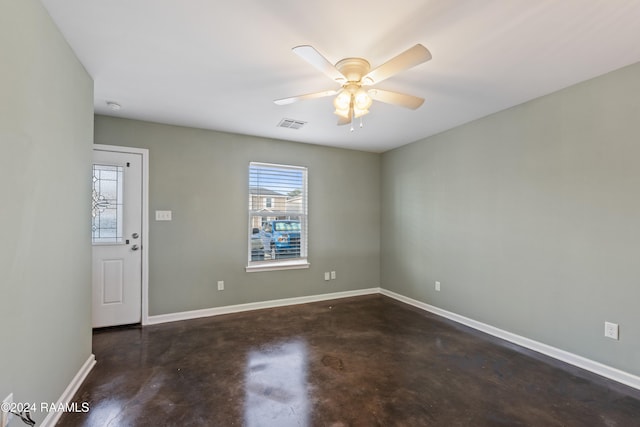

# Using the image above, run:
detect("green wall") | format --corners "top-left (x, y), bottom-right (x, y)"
top-left (381, 62), bottom-right (640, 376)
top-left (1, 0), bottom-right (637, 413)
top-left (0, 0), bottom-right (94, 423)
top-left (94, 116), bottom-right (381, 316)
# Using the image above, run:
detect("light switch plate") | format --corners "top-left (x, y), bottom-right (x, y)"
top-left (155, 210), bottom-right (172, 221)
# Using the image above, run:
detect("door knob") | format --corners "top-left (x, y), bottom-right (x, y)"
top-left (131, 245), bottom-right (139, 251)
top-left (132, 233), bottom-right (139, 239)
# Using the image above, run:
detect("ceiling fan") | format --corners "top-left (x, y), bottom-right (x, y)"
top-left (274, 44), bottom-right (431, 129)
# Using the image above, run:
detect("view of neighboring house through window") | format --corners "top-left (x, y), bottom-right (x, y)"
top-left (248, 162), bottom-right (308, 267)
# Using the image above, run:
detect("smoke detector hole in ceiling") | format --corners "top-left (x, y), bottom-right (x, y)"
top-left (106, 101), bottom-right (121, 111)
top-left (277, 118), bottom-right (307, 130)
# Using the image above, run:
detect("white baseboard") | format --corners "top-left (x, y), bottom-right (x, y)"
top-left (141, 285), bottom-right (640, 391)
top-left (40, 287), bottom-right (637, 427)
top-left (379, 288), bottom-right (640, 391)
top-left (146, 287), bottom-right (380, 325)
top-left (41, 354), bottom-right (96, 427)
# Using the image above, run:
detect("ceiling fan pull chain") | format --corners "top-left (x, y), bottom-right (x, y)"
top-left (350, 103), bottom-right (355, 132)
top-left (360, 117), bottom-right (364, 128)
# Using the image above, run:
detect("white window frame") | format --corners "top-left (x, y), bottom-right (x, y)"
top-left (246, 162), bottom-right (309, 272)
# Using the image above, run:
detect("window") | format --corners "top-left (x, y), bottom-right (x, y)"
top-left (92, 164), bottom-right (124, 243)
top-left (247, 162), bottom-right (308, 271)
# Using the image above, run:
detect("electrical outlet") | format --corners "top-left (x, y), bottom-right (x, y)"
top-left (217, 280), bottom-right (224, 291)
top-left (604, 322), bottom-right (619, 340)
top-left (435, 281), bottom-right (441, 291)
top-left (331, 271), bottom-right (336, 280)
top-left (1, 393), bottom-right (13, 427)
top-left (324, 272), bottom-right (330, 281)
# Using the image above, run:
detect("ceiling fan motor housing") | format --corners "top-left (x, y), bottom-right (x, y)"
top-left (335, 58), bottom-right (371, 82)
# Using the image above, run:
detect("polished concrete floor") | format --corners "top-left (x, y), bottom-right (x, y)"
top-left (59, 295), bottom-right (640, 426)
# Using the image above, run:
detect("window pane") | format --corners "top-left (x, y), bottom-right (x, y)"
top-left (92, 164), bottom-right (124, 244)
top-left (249, 163), bottom-right (307, 264)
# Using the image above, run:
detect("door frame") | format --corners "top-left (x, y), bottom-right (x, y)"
top-left (93, 144), bottom-right (150, 325)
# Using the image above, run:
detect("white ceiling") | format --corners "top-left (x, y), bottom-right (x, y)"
top-left (41, 0), bottom-right (640, 153)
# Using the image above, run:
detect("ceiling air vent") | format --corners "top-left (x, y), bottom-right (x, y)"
top-left (277, 118), bottom-right (307, 130)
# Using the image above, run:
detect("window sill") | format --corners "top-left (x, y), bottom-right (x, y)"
top-left (246, 259), bottom-right (310, 273)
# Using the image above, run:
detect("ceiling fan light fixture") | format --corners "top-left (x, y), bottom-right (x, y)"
top-left (333, 90), bottom-right (351, 110)
top-left (353, 107), bottom-right (369, 118)
top-left (277, 43), bottom-right (431, 129)
top-left (354, 88), bottom-right (372, 110)
top-left (334, 108), bottom-right (351, 119)
top-left (334, 84), bottom-right (372, 119)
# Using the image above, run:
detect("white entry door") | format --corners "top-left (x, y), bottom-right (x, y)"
top-left (91, 148), bottom-right (142, 327)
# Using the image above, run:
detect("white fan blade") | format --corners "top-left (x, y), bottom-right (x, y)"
top-left (362, 44), bottom-right (431, 85)
top-left (292, 45), bottom-right (347, 83)
top-left (274, 89), bottom-right (338, 106)
top-left (368, 89), bottom-right (424, 109)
